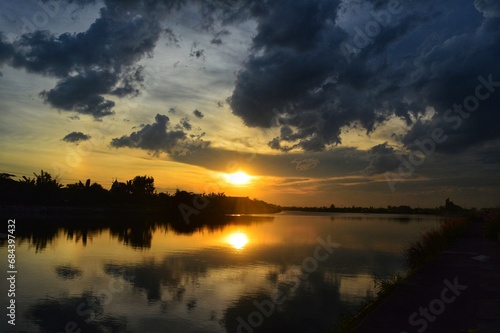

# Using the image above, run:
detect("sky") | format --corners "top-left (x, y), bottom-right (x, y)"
top-left (0, 0), bottom-right (499, 208)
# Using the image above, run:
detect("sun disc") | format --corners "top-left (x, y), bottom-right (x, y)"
top-left (226, 171), bottom-right (251, 185)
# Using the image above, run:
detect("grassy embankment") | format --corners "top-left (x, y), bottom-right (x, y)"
top-left (334, 210), bottom-right (500, 333)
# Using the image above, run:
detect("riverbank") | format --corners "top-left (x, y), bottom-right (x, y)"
top-left (343, 216), bottom-right (500, 332)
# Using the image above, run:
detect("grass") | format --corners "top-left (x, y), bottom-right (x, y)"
top-left (405, 217), bottom-right (473, 271)
top-left (333, 216), bottom-right (474, 333)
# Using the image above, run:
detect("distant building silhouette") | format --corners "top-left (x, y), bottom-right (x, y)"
top-left (444, 198), bottom-right (463, 212)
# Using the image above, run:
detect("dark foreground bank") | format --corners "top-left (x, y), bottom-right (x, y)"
top-left (351, 220), bottom-right (500, 333)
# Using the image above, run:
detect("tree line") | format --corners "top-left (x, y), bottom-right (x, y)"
top-left (0, 170), bottom-right (281, 216)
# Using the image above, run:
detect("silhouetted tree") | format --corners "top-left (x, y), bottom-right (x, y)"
top-left (110, 179), bottom-right (130, 195)
top-left (65, 179), bottom-right (108, 206)
top-left (130, 176), bottom-right (155, 197)
top-left (19, 175), bottom-right (35, 187)
top-left (0, 173), bottom-right (15, 181)
top-left (0, 173), bottom-right (19, 204)
top-left (33, 170), bottom-right (63, 192)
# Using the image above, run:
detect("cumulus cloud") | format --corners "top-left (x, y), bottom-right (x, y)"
top-left (6, 5), bottom-right (161, 117)
top-left (62, 131), bottom-right (91, 143)
top-left (2, 0), bottom-right (213, 118)
top-left (228, 0), bottom-right (393, 151)
top-left (0, 0), bottom-right (248, 118)
top-left (228, 0), bottom-right (500, 154)
top-left (111, 113), bottom-right (209, 156)
top-left (39, 70), bottom-right (117, 117)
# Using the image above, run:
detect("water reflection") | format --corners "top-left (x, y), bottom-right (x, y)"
top-left (109, 224), bottom-right (154, 249)
top-left (0, 214), bottom-right (273, 251)
top-left (55, 265), bottom-right (83, 280)
top-left (0, 213), bottom-right (440, 332)
top-left (27, 292), bottom-right (127, 333)
top-left (227, 232), bottom-right (249, 250)
top-left (224, 270), bottom-right (345, 333)
top-left (104, 256), bottom-right (208, 303)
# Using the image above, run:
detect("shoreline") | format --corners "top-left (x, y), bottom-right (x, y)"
top-left (337, 215), bottom-right (500, 333)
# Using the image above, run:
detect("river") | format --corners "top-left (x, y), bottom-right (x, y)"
top-left (0, 212), bottom-right (442, 333)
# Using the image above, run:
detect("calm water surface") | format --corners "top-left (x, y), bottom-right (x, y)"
top-left (0, 212), bottom-right (442, 333)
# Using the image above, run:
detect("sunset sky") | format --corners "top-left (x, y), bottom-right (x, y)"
top-left (1, 0), bottom-right (499, 208)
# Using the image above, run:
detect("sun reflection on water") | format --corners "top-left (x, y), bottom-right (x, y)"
top-left (226, 232), bottom-right (249, 250)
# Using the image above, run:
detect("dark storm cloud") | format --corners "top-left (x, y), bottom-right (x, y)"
top-left (228, 0), bottom-right (500, 154)
top-left (2, 0), bottom-right (499, 158)
top-left (111, 113), bottom-right (209, 156)
top-left (62, 131), bottom-right (91, 143)
top-left (363, 142), bottom-right (400, 175)
top-left (5, 4), bottom-right (163, 117)
top-left (1, 0), bottom-right (248, 117)
top-left (0, 32), bottom-right (13, 63)
top-left (39, 69), bottom-right (117, 117)
top-left (1, 0), bottom-right (211, 116)
top-left (229, 0), bottom-right (403, 151)
top-left (401, 15), bottom-right (500, 154)
top-left (0, 32), bottom-right (13, 75)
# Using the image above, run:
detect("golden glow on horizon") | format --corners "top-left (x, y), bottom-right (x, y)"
top-left (225, 171), bottom-right (252, 185)
top-left (226, 232), bottom-right (249, 250)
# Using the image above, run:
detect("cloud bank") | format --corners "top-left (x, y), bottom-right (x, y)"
top-left (228, 0), bottom-right (500, 154)
top-left (1, 0), bottom-right (499, 158)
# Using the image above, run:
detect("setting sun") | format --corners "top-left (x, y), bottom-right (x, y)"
top-left (226, 232), bottom-right (249, 250)
top-left (225, 171), bottom-right (252, 185)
